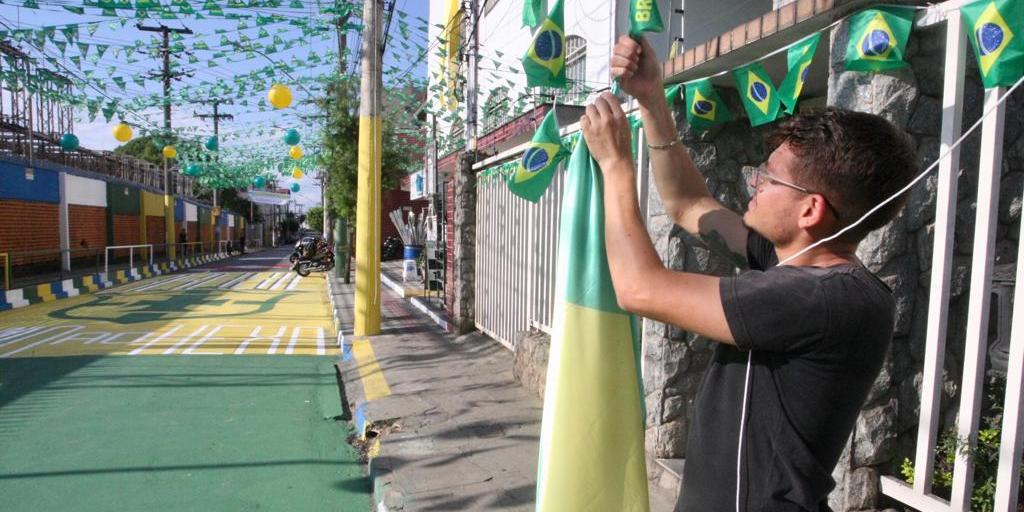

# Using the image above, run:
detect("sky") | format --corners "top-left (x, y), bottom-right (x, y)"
top-left (0, 0), bottom-right (430, 208)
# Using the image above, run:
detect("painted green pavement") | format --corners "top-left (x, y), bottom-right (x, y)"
top-left (0, 355), bottom-right (369, 511)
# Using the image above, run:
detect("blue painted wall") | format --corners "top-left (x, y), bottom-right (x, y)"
top-left (174, 198), bottom-right (185, 221)
top-left (0, 162), bottom-right (60, 203)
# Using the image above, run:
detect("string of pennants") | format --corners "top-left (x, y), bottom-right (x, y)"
top-left (500, 0), bottom-right (1024, 203)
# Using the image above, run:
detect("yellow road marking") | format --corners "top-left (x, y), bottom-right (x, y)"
top-left (351, 337), bottom-right (391, 401)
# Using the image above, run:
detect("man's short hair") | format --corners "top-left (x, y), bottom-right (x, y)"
top-left (767, 107), bottom-right (918, 243)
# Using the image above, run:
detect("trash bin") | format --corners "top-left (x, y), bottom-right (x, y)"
top-left (402, 245), bottom-right (422, 282)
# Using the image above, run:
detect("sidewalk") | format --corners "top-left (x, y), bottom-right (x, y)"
top-left (329, 263), bottom-right (677, 511)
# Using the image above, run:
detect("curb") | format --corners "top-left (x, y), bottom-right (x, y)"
top-left (0, 252), bottom-right (230, 311)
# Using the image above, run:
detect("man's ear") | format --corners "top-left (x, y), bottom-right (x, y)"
top-left (796, 195), bottom-right (830, 230)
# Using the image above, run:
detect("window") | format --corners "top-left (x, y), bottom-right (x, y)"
top-left (482, 87), bottom-right (510, 134)
top-left (565, 36), bottom-right (587, 101)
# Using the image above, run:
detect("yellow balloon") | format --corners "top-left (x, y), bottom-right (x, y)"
top-left (162, 145), bottom-right (177, 159)
top-left (289, 145), bottom-right (303, 160)
top-left (268, 83), bottom-right (293, 109)
top-left (291, 167), bottom-right (303, 179)
top-left (112, 123), bottom-right (133, 142)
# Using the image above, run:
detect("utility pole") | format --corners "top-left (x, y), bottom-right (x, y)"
top-left (138, 23), bottom-right (193, 261)
top-left (354, 0), bottom-right (382, 336)
top-left (195, 99), bottom-right (233, 245)
top-left (450, 0), bottom-right (479, 333)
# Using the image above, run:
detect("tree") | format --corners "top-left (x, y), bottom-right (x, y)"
top-left (306, 205), bottom-right (325, 232)
top-left (318, 77), bottom-right (419, 222)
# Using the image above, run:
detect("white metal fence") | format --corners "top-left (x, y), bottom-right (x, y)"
top-left (474, 157), bottom-right (565, 349)
top-left (879, 2), bottom-right (1024, 510)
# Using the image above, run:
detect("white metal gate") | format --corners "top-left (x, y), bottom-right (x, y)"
top-left (474, 159), bottom-right (565, 349)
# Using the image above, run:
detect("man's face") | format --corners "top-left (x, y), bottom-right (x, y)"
top-left (743, 143), bottom-right (809, 245)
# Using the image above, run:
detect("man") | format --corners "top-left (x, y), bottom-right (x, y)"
top-left (579, 36), bottom-right (917, 511)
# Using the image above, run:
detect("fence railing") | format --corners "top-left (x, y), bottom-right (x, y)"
top-left (474, 153), bottom-right (565, 349)
top-left (473, 121), bottom-right (647, 350)
top-left (0, 239), bottom-right (240, 290)
top-left (104, 244), bottom-right (153, 276)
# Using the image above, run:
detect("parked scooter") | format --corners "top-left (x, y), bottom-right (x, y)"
top-left (291, 238), bottom-right (335, 277)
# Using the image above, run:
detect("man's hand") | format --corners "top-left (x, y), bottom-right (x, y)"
top-left (580, 92), bottom-right (633, 174)
top-left (611, 35), bottom-right (664, 107)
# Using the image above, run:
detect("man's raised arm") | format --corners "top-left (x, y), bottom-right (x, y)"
top-left (612, 35), bottom-right (749, 268)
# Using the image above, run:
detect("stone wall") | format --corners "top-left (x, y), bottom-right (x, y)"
top-left (641, 18), bottom-right (1023, 512)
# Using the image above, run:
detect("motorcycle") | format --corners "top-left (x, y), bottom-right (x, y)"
top-left (291, 238), bottom-right (335, 277)
top-left (289, 236), bottom-right (321, 263)
top-left (382, 235), bottom-right (403, 261)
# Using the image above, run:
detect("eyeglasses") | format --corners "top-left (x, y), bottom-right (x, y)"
top-left (743, 164), bottom-right (842, 220)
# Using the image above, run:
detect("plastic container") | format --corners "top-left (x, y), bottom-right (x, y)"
top-left (403, 245), bottom-right (423, 260)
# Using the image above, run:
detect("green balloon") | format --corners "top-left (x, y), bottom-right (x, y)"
top-left (59, 133), bottom-right (79, 151)
top-left (253, 176), bottom-right (266, 187)
top-left (205, 136), bottom-right (219, 151)
top-left (185, 164), bottom-right (202, 176)
top-left (283, 129), bottom-right (300, 146)
top-left (290, 182), bottom-right (300, 192)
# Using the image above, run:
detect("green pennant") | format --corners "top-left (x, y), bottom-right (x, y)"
top-left (961, 0), bottom-right (1024, 88)
top-left (23, 0), bottom-right (39, 9)
top-left (664, 83), bottom-right (681, 107)
top-left (54, 41), bottom-right (68, 54)
top-left (684, 78), bottom-right (732, 132)
top-left (778, 32), bottom-right (820, 114)
top-left (70, 55), bottom-right (82, 68)
top-left (523, 0), bottom-right (543, 28)
top-left (733, 62), bottom-right (782, 126)
top-left (522, 0), bottom-right (566, 88)
top-left (507, 107), bottom-right (568, 202)
top-left (112, 76), bottom-right (126, 90)
top-left (844, 6), bottom-right (915, 71)
top-left (133, 75), bottom-right (146, 87)
top-left (63, 6), bottom-right (86, 14)
top-left (628, 0), bottom-right (664, 36)
top-left (101, 102), bottom-right (117, 122)
top-left (77, 42), bottom-right (90, 57)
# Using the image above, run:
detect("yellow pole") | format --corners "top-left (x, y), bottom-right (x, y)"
top-left (165, 159), bottom-right (176, 260)
top-left (354, 0), bottom-right (381, 335)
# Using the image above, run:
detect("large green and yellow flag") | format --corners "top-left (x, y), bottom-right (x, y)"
top-left (684, 78), bottom-right (732, 132)
top-left (536, 137), bottom-right (649, 512)
top-left (778, 32), bottom-right (820, 114)
top-left (733, 62), bottom-right (782, 126)
top-left (522, 0), bottom-right (567, 88)
top-left (961, 0), bottom-right (1024, 88)
top-left (508, 108), bottom-right (568, 202)
top-left (844, 6), bottom-right (915, 71)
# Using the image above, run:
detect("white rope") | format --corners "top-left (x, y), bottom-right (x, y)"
top-left (736, 349), bottom-right (754, 512)
top-left (778, 74), bottom-right (1024, 266)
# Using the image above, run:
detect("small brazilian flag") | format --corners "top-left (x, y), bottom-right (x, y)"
top-left (961, 0), bottom-right (1024, 88)
top-left (844, 6), bottom-right (915, 71)
top-left (778, 32), bottom-right (821, 114)
top-left (733, 62), bottom-right (782, 127)
top-left (522, 0), bottom-right (567, 88)
top-left (629, 0), bottom-right (664, 36)
top-left (535, 137), bottom-right (649, 512)
top-left (664, 83), bottom-right (682, 107)
top-left (507, 108), bottom-right (568, 202)
top-left (684, 78), bottom-right (732, 133)
top-left (522, 0), bottom-right (543, 28)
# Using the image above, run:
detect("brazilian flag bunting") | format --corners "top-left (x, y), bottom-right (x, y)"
top-left (845, 7), bottom-right (915, 71)
top-left (664, 83), bottom-right (682, 107)
top-left (629, 0), bottom-right (664, 36)
top-left (778, 32), bottom-right (820, 114)
top-left (522, 0), bottom-right (567, 88)
top-left (733, 62), bottom-right (782, 126)
top-left (535, 137), bottom-right (649, 512)
top-left (684, 78), bottom-right (732, 132)
top-left (961, 0), bottom-right (1024, 88)
top-left (523, 0), bottom-right (543, 28)
top-left (507, 108), bottom-right (568, 202)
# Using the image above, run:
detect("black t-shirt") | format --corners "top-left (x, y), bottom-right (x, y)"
top-left (676, 231), bottom-right (895, 512)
